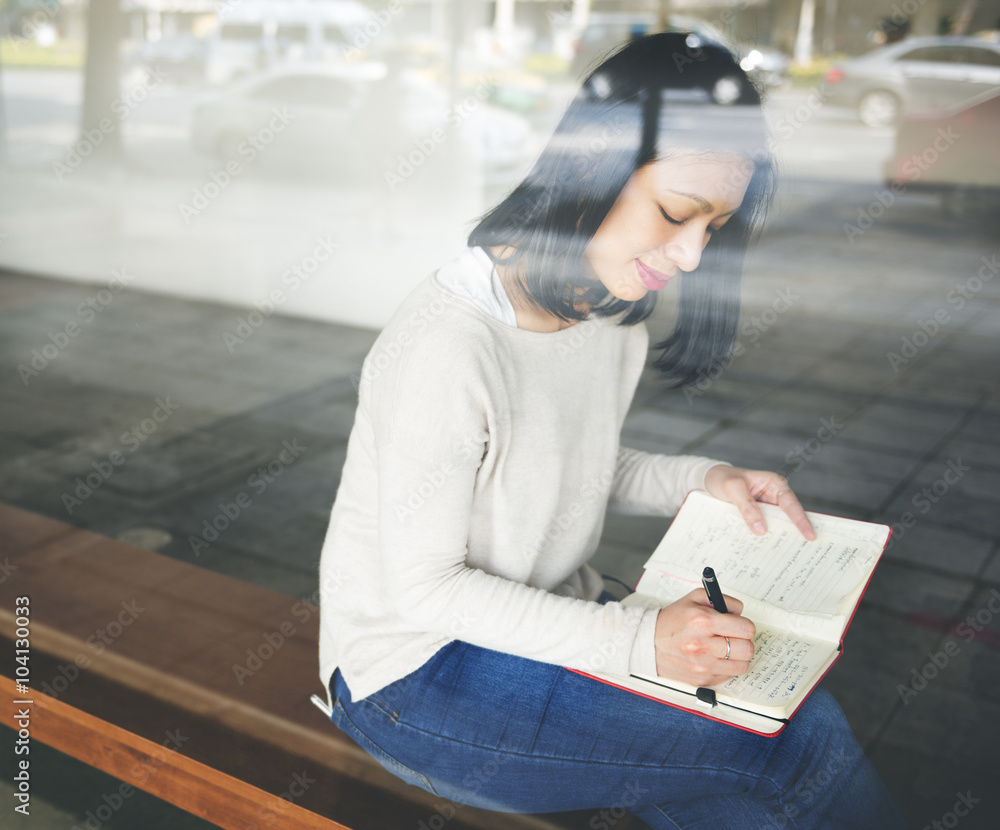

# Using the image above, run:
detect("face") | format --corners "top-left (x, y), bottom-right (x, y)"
top-left (582, 151), bottom-right (754, 301)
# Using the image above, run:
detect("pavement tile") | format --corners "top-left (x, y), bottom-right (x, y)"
top-left (105, 430), bottom-right (278, 498)
top-left (783, 466), bottom-right (898, 511)
top-left (863, 397), bottom-right (969, 435)
top-left (250, 398), bottom-right (359, 440)
top-left (787, 440), bottom-right (920, 481)
top-left (982, 552), bottom-right (1000, 585)
top-left (621, 408), bottom-right (721, 444)
top-left (805, 359), bottom-right (900, 393)
top-left (893, 373), bottom-right (992, 404)
top-left (931, 436), bottom-right (1000, 471)
top-left (881, 523), bottom-right (993, 577)
top-left (878, 683), bottom-right (1000, 773)
top-left (833, 415), bottom-right (944, 456)
top-left (740, 405), bottom-right (850, 434)
top-left (823, 660), bottom-right (910, 749)
top-left (862, 561), bottom-right (974, 619)
top-left (646, 378), bottom-right (759, 419)
top-left (868, 745), bottom-right (998, 830)
top-left (754, 382), bottom-right (869, 419)
top-left (724, 347), bottom-right (822, 379)
top-left (910, 586), bottom-right (1000, 705)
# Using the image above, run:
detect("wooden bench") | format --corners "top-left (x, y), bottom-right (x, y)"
top-left (0, 503), bottom-right (642, 829)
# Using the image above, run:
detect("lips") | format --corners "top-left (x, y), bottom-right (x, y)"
top-left (635, 259), bottom-right (676, 290)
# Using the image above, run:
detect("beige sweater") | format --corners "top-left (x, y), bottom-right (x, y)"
top-left (317, 257), bottom-right (727, 705)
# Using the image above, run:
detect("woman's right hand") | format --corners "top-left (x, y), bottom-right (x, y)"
top-left (653, 590), bottom-right (756, 687)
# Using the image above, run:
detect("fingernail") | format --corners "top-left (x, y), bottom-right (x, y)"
top-left (753, 521), bottom-right (766, 534)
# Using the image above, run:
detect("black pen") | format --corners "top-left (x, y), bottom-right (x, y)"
top-left (702, 566), bottom-right (728, 614)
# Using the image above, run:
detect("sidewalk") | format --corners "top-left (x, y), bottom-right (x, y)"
top-left (0, 169), bottom-right (998, 828)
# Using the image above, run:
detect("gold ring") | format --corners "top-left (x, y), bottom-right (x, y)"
top-left (724, 636), bottom-right (731, 660)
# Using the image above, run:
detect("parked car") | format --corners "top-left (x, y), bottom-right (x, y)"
top-left (190, 64), bottom-right (539, 186)
top-left (824, 36), bottom-right (1000, 127)
top-left (568, 12), bottom-right (790, 103)
top-left (884, 87), bottom-right (1000, 219)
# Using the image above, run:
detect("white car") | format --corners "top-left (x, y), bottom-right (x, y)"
top-left (191, 64), bottom-right (539, 186)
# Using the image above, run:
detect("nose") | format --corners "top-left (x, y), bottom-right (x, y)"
top-left (659, 224), bottom-right (707, 273)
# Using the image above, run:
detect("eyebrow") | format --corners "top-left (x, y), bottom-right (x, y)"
top-left (664, 189), bottom-right (739, 216)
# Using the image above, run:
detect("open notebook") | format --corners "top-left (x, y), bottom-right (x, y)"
top-left (571, 490), bottom-right (891, 736)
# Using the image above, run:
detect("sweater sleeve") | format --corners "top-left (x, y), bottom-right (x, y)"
top-left (377, 443), bottom-right (653, 675)
top-left (607, 445), bottom-right (731, 517)
top-left (367, 323), bottom-right (651, 677)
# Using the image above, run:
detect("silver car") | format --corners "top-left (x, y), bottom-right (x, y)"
top-left (824, 36), bottom-right (1000, 127)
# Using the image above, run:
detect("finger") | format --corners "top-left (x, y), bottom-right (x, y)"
top-left (776, 488), bottom-right (816, 540)
top-left (713, 613), bottom-right (757, 641)
top-left (735, 493), bottom-right (768, 536)
top-left (714, 634), bottom-right (754, 663)
top-left (688, 590), bottom-right (744, 617)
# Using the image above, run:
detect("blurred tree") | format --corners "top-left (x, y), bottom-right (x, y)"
top-left (656, 0), bottom-right (671, 33)
top-left (80, 0), bottom-right (123, 163)
top-left (793, 0), bottom-right (815, 65)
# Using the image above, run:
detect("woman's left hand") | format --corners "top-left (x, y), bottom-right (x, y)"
top-left (703, 465), bottom-right (816, 541)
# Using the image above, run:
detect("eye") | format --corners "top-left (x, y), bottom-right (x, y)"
top-left (658, 205), bottom-right (684, 226)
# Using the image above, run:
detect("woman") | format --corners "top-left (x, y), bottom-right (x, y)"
top-left (316, 33), bottom-right (905, 828)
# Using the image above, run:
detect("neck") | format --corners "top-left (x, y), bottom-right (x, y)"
top-left (487, 245), bottom-right (591, 332)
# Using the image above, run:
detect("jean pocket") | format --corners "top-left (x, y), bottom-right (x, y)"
top-left (332, 699), bottom-right (439, 796)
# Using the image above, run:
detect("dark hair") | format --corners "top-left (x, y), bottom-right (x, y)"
top-left (467, 32), bottom-right (776, 388)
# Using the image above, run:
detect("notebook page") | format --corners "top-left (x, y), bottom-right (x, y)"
top-left (629, 624), bottom-right (835, 714)
top-left (713, 626), bottom-right (833, 709)
top-left (625, 570), bottom-right (847, 643)
top-left (646, 492), bottom-right (884, 616)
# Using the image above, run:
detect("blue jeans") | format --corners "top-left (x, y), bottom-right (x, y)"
top-left (329, 596), bottom-right (905, 829)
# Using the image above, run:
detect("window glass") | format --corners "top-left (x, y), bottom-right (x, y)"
top-left (952, 46), bottom-right (1000, 67)
top-left (897, 46), bottom-right (953, 62)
